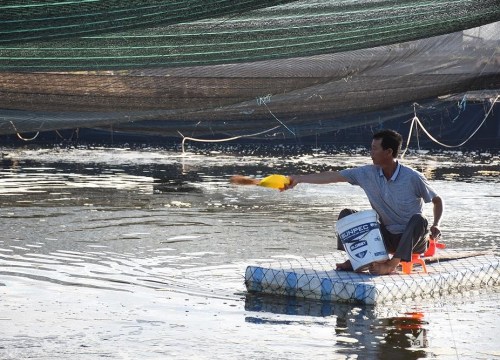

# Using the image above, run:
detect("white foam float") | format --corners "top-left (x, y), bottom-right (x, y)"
top-left (245, 251), bottom-right (500, 305)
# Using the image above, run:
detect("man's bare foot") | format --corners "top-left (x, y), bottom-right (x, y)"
top-left (336, 259), bottom-right (353, 271)
top-left (368, 260), bottom-right (398, 275)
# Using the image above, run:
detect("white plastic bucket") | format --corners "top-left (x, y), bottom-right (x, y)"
top-left (335, 209), bottom-right (389, 271)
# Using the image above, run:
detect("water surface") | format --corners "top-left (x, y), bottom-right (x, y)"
top-left (1, 145), bottom-right (499, 359)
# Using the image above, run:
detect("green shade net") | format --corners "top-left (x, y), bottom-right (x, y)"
top-left (0, 0), bottom-right (499, 138)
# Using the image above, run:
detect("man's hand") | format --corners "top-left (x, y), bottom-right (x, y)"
top-left (281, 175), bottom-right (299, 191)
top-left (430, 225), bottom-right (441, 239)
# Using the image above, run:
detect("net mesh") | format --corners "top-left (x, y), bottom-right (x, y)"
top-left (244, 251), bottom-right (500, 304)
top-left (0, 1), bottom-right (499, 139)
top-left (2, 0), bottom-right (498, 69)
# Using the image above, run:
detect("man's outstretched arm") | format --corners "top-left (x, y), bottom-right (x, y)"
top-left (286, 171), bottom-right (348, 189)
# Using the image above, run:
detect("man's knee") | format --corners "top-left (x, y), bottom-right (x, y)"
top-left (338, 208), bottom-right (357, 220)
top-left (336, 209), bottom-right (357, 251)
top-left (408, 214), bottom-right (428, 229)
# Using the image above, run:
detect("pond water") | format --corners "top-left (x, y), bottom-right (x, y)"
top-left (0, 145), bottom-right (499, 359)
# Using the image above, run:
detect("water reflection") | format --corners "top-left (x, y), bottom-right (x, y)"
top-left (245, 293), bottom-right (430, 359)
top-left (374, 313), bottom-right (428, 359)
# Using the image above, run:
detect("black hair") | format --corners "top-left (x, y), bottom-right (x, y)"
top-left (373, 129), bottom-right (403, 158)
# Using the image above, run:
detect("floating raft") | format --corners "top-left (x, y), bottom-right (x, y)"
top-left (245, 251), bottom-right (500, 305)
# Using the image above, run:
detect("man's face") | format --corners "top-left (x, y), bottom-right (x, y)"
top-left (370, 138), bottom-right (392, 165)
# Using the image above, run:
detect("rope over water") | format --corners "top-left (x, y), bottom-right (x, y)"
top-left (401, 95), bottom-right (499, 157)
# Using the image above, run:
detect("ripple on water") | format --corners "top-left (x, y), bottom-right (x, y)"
top-left (0, 146), bottom-right (498, 358)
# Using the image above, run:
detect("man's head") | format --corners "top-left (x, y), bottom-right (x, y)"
top-left (371, 130), bottom-right (403, 164)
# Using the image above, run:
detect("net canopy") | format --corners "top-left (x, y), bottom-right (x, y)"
top-left (0, 0), bottom-right (499, 139)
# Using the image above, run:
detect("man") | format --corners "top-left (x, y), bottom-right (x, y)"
top-left (284, 129), bottom-right (443, 275)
